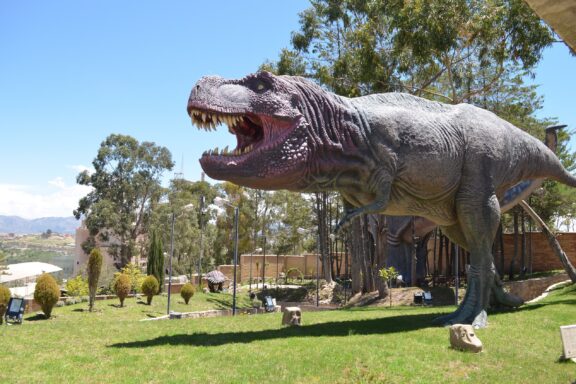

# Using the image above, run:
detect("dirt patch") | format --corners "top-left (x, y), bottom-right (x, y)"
top-left (344, 286), bottom-right (462, 307)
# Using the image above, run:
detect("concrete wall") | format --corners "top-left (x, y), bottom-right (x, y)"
top-left (73, 225), bottom-right (146, 276)
top-left (73, 226), bottom-right (118, 276)
top-left (504, 273), bottom-right (569, 302)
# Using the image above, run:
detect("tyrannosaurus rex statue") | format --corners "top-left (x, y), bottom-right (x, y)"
top-left (187, 71), bottom-right (576, 327)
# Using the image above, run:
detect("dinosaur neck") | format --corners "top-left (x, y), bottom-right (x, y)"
top-left (290, 85), bottom-right (375, 192)
top-left (291, 81), bottom-right (349, 148)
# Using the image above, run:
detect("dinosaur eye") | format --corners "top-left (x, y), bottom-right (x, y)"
top-left (253, 80), bottom-right (270, 93)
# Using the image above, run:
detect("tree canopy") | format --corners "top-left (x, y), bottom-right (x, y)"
top-left (74, 134), bottom-right (174, 268)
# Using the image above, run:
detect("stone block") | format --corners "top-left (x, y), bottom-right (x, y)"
top-left (282, 306), bottom-right (302, 326)
top-left (449, 324), bottom-right (483, 353)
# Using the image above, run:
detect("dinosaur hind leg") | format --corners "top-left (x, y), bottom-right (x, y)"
top-left (433, 187), bottom-right (501, 328)
top-left (432, 222), bottom-right (523, 327)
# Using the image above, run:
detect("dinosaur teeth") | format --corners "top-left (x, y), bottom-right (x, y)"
top-left (191, 109), bottom-right (249, 136)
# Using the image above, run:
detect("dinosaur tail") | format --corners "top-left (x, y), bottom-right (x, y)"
top-left (553, 168), bottom-right (576, 188)
top-left (528, 125), bottom-right (576, 188)
top-left (500, 125), bottom-right (567, 212)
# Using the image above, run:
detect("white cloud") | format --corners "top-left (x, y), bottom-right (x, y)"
top-left (68, 164), bottom-right (94, 175)
top-left (0, 180), bottom-right (92, 219)
top-left (48, 177), bottom-right (66, 189)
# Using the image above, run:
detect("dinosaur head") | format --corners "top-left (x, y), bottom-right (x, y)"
top-left (187, 71), bottom-right (312, 190)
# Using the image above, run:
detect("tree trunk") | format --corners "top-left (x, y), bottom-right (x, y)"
top-left (349, 218), bottom-right (363, 294)
top-left (316, 192), bottom-right (333, 284)
top-left (360, 215), bottom-right (374, 293)
top-left (368, 215), bottom-right (388, 298)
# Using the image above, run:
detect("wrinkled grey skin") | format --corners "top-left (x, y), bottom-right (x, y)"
top-left (388, 127), bottom-right (562, 247)
top-left (188, 71), bottom-right (576, 327)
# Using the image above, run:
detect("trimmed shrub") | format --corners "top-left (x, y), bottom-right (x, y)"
top-left (87, 248), bottom-right (103, 312)
top-left (180, 283), bottom-right (195, 304)
top-left (114, 274), bottom-right (131, 307)
top-left (66, 275), bottom-right (88, 297)
top-left (34, 273), bottom-right (60, 318)
top-left (0, 284), bottom-right (10, 324)
top-left (141, 275), bottom-right (159, 305)
top-left (121, 262), bottom-right (145, 295)
top-left (286, 268), bottom-right (304, 283)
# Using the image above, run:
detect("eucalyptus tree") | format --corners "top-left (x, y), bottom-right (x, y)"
top-left (213, 182), bottom-right (260, 266)
top-left (272, 190), bottom-right (315, 256)
top-left (147, 178), bottom-right (219, 278)
top-left (273, 0), bottom-right (553, 100)
top-left (74, 134), bottom-right (174, 268)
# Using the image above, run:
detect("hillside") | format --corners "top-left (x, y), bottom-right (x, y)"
top-left (0, 215), bottom-right (79, 235)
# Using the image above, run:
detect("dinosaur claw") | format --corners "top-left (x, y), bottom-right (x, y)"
top-left (335, 215), bottom-right (353, 235)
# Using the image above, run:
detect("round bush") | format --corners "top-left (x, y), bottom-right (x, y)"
top-left (114, 274), bottom-right (131, 307)
top-left (180, 283), bottom-right (195, 304)
top-left (34, 273), bottom-right (60, 318)
top-left (0, 284), bottom-right (11, 324)
top-left (141, 275), bottom-right (159, 305)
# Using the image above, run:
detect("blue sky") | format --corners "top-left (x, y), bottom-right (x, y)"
top-left (0, 1), bottom-right (574, 219)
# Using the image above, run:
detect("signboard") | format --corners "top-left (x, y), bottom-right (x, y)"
top-left (560, 325), bottom-right (576, 360)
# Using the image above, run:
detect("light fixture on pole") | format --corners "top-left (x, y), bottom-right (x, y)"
top-left (214, 196), bottom-right (239, 316)
top-left (298, 227), bottom-right (320, 307)
top-left (198, 194), bottom-right (206, 291)
top-left (167, 203), bottom-right (194, 316)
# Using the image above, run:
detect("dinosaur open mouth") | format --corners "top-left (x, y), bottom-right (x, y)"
top-left (189, 108), bottom-right (265, 159)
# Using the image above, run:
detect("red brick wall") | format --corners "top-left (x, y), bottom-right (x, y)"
top-left (501, 232), bottom-right (576, 274)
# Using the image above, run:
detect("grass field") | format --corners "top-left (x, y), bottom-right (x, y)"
top-left (1, 285), bottom-right (575, 384)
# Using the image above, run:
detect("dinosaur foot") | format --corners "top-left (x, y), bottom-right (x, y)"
top-left (492, 274), bottom-right (524, 308)
top-left (433, 309), bottom-right (488, 329)
top-left (491, 286), bottom-right (524, 308)
top-left (432, 274), bottom-right (489, 328)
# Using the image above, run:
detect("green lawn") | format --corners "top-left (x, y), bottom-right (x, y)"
top-left (1, 285), bottom-right (575, 384)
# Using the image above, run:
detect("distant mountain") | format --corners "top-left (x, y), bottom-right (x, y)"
top-left (0, 216), bottom-right (80, 235)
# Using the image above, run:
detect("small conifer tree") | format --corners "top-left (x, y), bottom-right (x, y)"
top-left (180, 283), bottom-right (195, 305)
top-left (114, 274), bottom-right (131, 307)
top-left (87, 248), bottom-right (103, 312)
top-left (147, 231), bottom-right (164, 293)
top-left (141, 275), bottom-right (159, 305)
top-left (34, 273), bottom-right (60, 318)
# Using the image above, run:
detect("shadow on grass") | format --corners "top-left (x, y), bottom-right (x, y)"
top-left (108, 312), bottom-right (439, 349)
top-left (205, 295), bottom-right (234, 310)
top-left (24, 313), bottom-right (48, 321)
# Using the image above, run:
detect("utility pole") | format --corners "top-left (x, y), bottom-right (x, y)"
top-left (198, 172), bottom-right (205, 290)
top-left (411, 217), bottom-right (418, 286)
